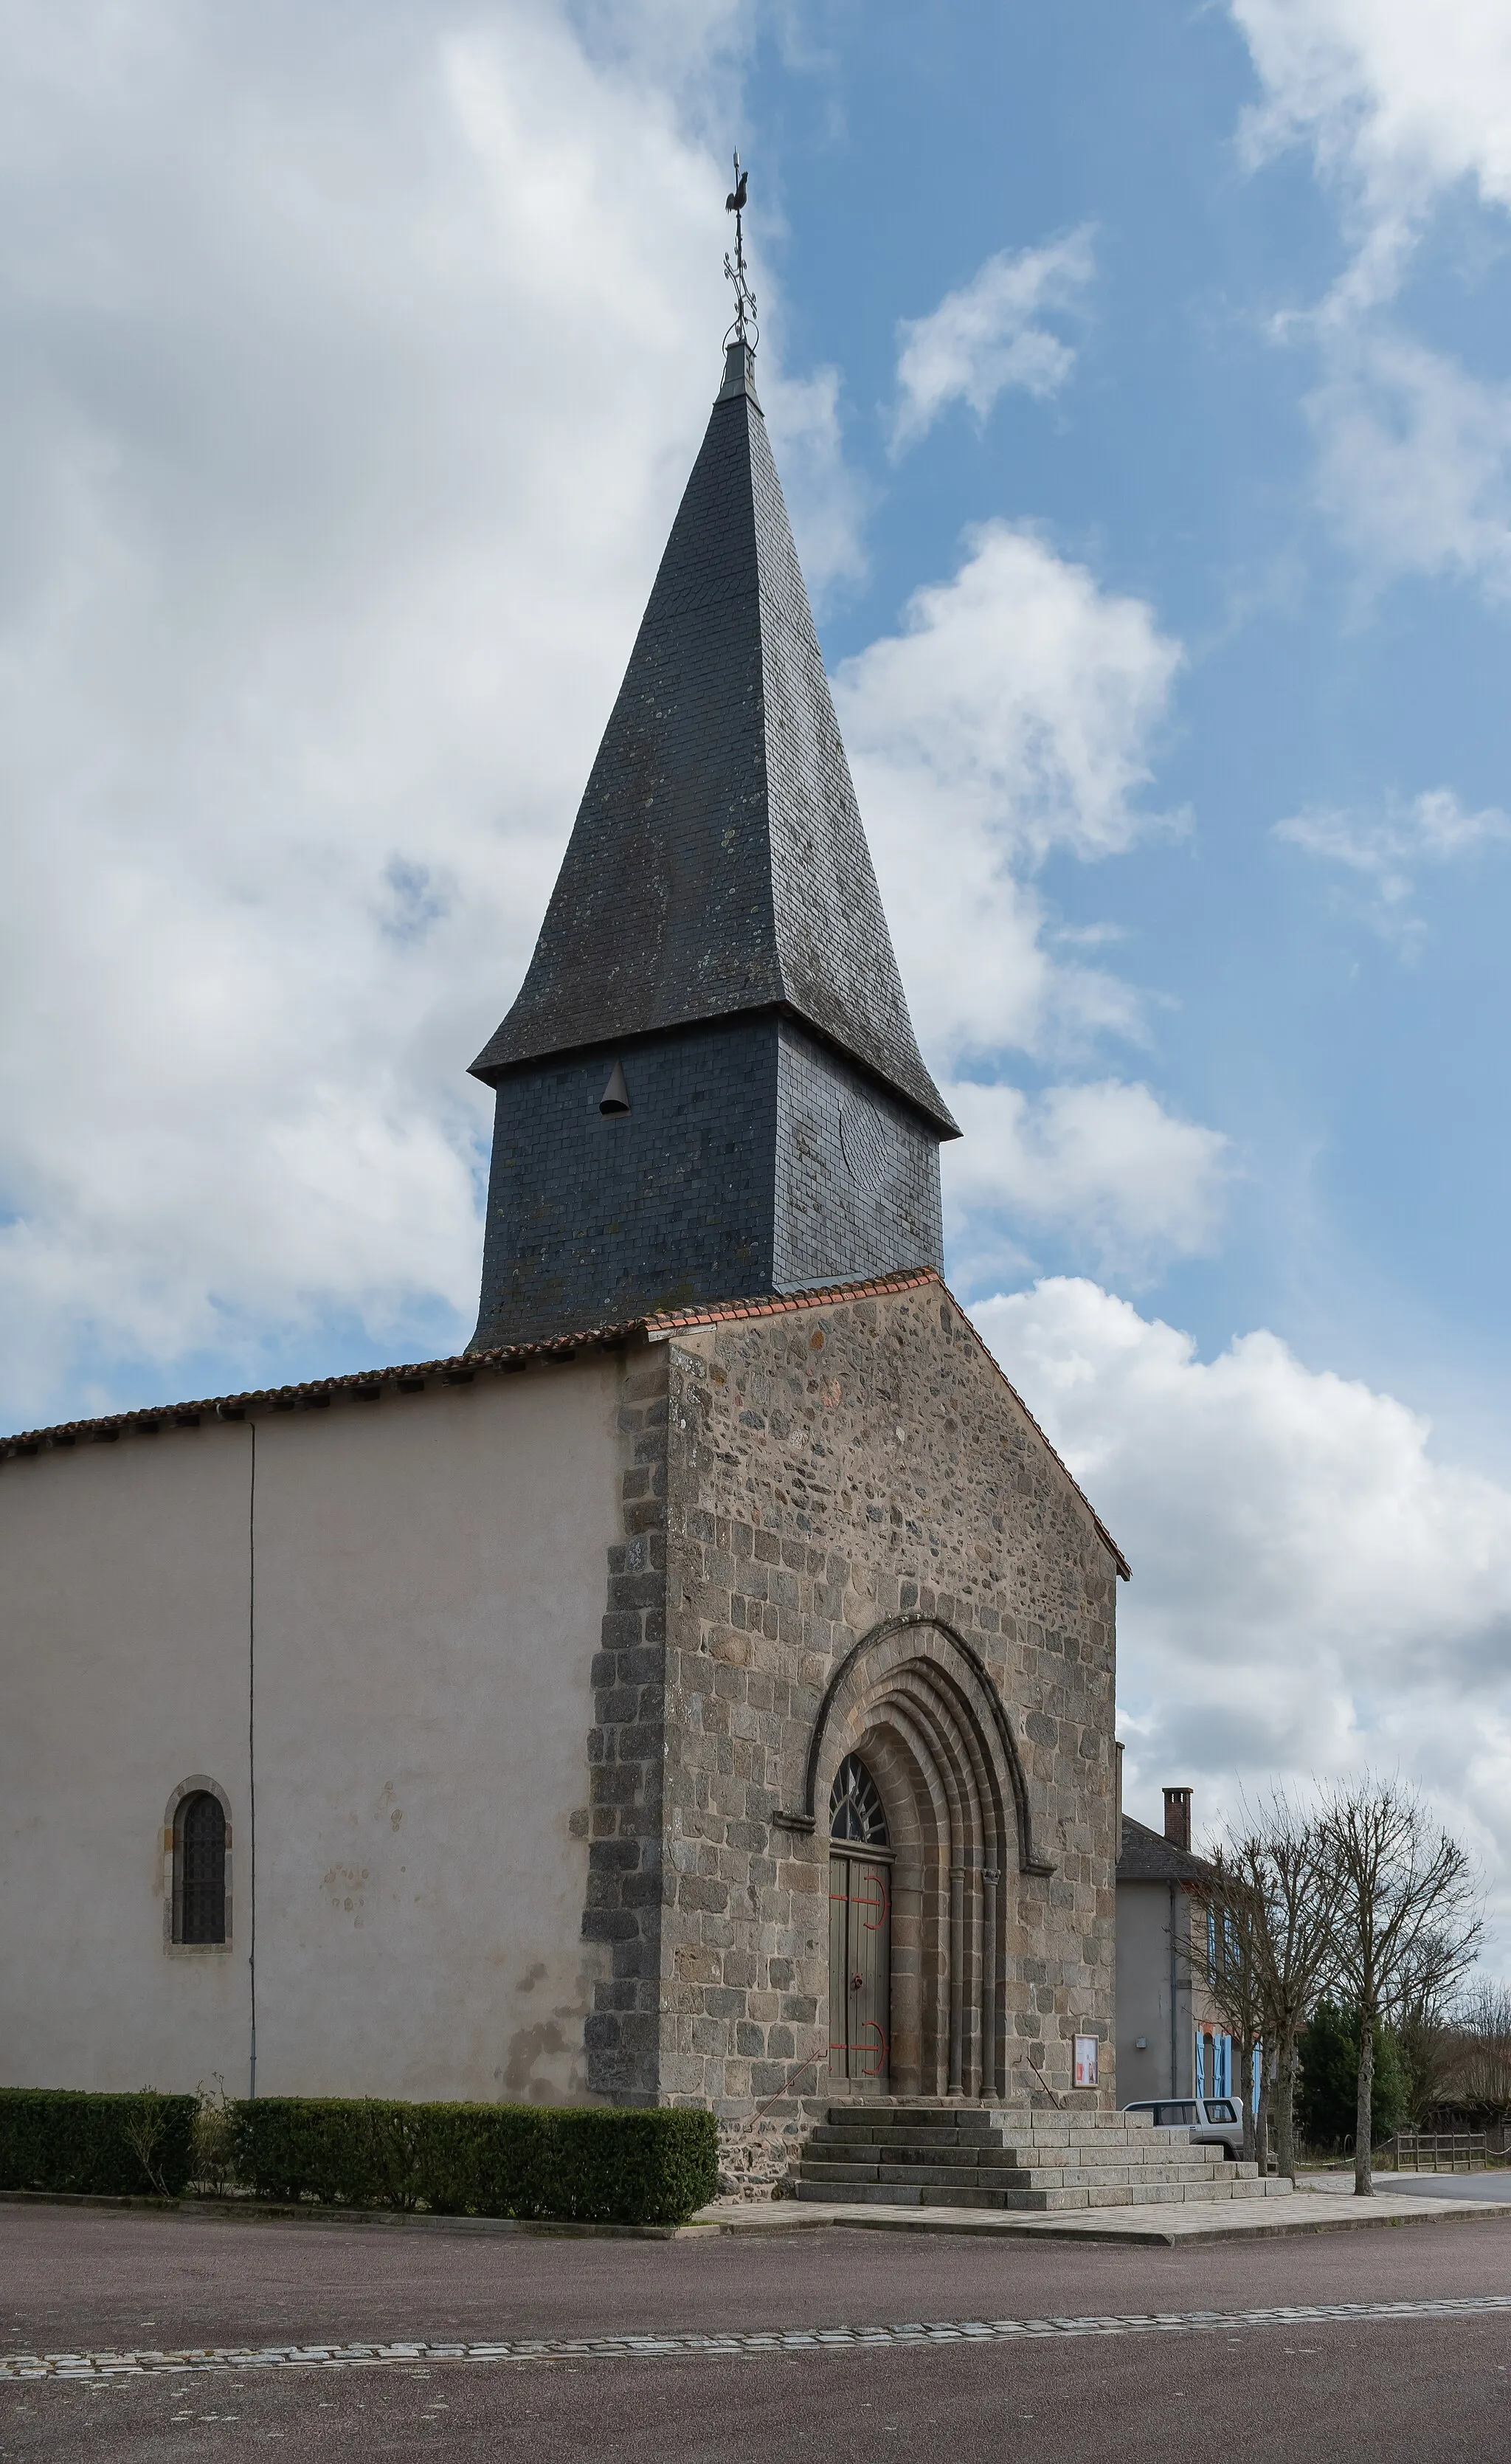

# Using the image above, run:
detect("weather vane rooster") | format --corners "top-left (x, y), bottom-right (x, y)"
top-left (723, 151), bottom-right (757, 351)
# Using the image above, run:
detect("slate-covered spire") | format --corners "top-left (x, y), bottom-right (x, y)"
top-left (470, 339), bottom-right (956, 1137)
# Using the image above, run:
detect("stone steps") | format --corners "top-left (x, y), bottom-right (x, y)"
top-left (801, 2158), bottom-right (1245, 2185)
top-left (816, 2117), bottom-right (1207, 2142)
top-left (800, 2157), bottom-right (1243, 2190)
top-left (807, 2124), bottom-right (1224, 2155)
top-left (807, 2155), bottom-right (1234, 2178)
top-left (806, 2143), bottom-right (1240, 2181)
top-left (793, 2176), bottom-right (1289, 2211)
top-left (791, 2102), bottom-right (1293, 2214)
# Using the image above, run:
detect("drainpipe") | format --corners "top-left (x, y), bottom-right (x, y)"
top-left (219, 1402), bottom-right (258, 2101)
top-left (247, 1420), bottom-right (257, 2100)
top-left (1168, 1881), bottom-right (1179, 2097)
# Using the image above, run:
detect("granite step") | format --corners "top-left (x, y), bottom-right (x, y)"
top-left (792, 2175), bottom-right (1285, 2212)
top-left (799, 2160), bottom-right (1244, 2194)
top-left (805, 2138), bottom-right (1239, 2171)
top-left (792, 2102), bottom-right (1291, 2215)
top-left (801, 2157), bottom-right (1245, 2188)
top-left (807, 2131), bottom-right (1232, 2170)
top-left (817, 2116), bottom-right (1188, 2148)
top-left (818, 2113), bottom-right (1003, 2137)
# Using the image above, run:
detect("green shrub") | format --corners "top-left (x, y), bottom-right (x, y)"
top-left (190, 2082), bottom-right (237, 2195)
top-left (227, 2099), bottom-right (718, 2226)
top-left (0, 2088), bottom-right (197, 2198)
top-left (1297, 2001), bottom-right (1408, 2151)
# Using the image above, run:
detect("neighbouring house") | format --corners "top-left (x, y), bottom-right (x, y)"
top-left (1115, 1774), bottom-right (1238, 2106)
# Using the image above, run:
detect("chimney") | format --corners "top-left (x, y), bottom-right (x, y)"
top-left (1163, 1786), bottom-right (1192, 1852)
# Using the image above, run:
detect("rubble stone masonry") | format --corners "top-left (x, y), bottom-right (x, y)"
top-left (578, 1272), bottom-right (1122, 2189)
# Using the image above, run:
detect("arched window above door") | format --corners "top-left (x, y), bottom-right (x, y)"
top-left (829, 1753), bottom-right (888, 1849)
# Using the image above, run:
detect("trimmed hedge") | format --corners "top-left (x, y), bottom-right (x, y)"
top-left (228, 2099), bottom-right (719, 2226)
top-left (0, 2089), bottom-right (198, 2198)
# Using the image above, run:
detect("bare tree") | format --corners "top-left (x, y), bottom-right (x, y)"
top-left (1322, 1778), bottom-right (1481, 2196)
top-left (1189, 1854), bottom-right (1268, 2164)
top-left (1245, 1802), bottom-right (1342, 2182)
top-left (1445, 1981), bottom-right (1511, 2118)
top-left (1196, 1799), bottom-right (1340, 2180)
top-left (1396, 1988), bottom-right (1457, 2126)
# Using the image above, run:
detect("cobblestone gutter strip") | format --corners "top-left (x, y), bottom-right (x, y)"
top-left (7, 2296), bottom-right (1511, 2381)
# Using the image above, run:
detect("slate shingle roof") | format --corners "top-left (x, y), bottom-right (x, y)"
top-left (470, 342), bottom-right (956, 1137)
top-left (1116, 1812), bottom-right (1217, 1885)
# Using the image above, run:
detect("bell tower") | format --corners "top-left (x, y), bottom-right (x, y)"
top-left (468, 210), bottom-right (955, 1348)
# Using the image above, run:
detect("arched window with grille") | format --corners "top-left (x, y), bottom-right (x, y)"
top-left (171, 1787), bottom-right (228, 1946)
top-left (829, 1753), bottom-right (889, 1849)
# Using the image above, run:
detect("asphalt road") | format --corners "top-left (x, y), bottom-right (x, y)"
top-left (1372, 2173), bottom-right (1511, 2202)
top-left (4, 2202), bottom-right (1511, 2462)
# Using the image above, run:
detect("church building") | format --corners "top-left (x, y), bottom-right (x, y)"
top-left (1, 313), bottom-right (1128, 2187)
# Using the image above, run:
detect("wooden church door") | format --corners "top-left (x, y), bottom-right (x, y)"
top-left (827, 1755), bottom-right (891, 2090)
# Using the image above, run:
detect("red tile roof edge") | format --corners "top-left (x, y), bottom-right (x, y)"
top-left (643, 1266), bottom-right (937, 1332)
top-left (647, 1266), bottom-right (1130, 1581)
top-left (1, 1265), bottom-right (1131, 1576)
top-left (0, 1274), bottom-right (938, 1459)
top-left (0, 1316), bottom-right (649, 1460)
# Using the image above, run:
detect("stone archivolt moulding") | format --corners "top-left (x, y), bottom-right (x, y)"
top-left (776, 1612), bottom-right (1054, 1878)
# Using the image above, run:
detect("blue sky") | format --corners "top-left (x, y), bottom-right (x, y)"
top-left (742, 0), bottom-right (1511, 1463)
top-left (2, 0), bottom-right (1510, 1937)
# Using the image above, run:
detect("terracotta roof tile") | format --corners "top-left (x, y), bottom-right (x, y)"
top-left (1, 1267), bottom-right (1130, 1578)
top-left (0, 1316), bottom-right (645, 1462)
top-left (645, 1266), bottom-right (936, 1331)
top-left (648, 1267), bottom-right (1130, 1580)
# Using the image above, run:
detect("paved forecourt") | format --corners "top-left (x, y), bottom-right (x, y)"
top-left (696, 2171), bottom-right (1511, 2243)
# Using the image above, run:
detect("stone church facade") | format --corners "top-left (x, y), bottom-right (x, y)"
top-left (597, 1272), bottom-right (1124, 2183)
top-left (0, 327), bottom-right (1127, 2183)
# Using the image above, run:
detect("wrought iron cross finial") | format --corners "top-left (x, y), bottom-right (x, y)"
top-left (723, 150), bottom-right (757, 351)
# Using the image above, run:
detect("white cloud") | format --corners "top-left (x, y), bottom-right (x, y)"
top-left (831, 523), bottom-right (1217, 1296)
top-left (943, 1081), bottom-right (1229, 1283)
top-left (761, 360), bottom-right (868, 603)
top-left (890, 227), bottom-right (1096, 455)
top-left (1307, 330), bottom-right (1511, 593)
top-left (0, 6), bottom-right (1209, 1432)
top-left (975, 1275), bottom-right (1511, 1946)
top-left (0, 1), bottom-right (886, 1426)
top-left (834, 521), bottom-right (1184, 1069)
top-left (1277, 784), bottom-right (1511, 942)
top-left (1231, 0), bottom-right (1511, 592)
top-left (1234, 0), bottom-right (1511, 224)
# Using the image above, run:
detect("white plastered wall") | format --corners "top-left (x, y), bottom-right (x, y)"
top-left (0, 1356), bottom-right (623, 2103)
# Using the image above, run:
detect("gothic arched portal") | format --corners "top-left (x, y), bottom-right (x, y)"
top-left (809, 1618), bottom-right (1050, 2101)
